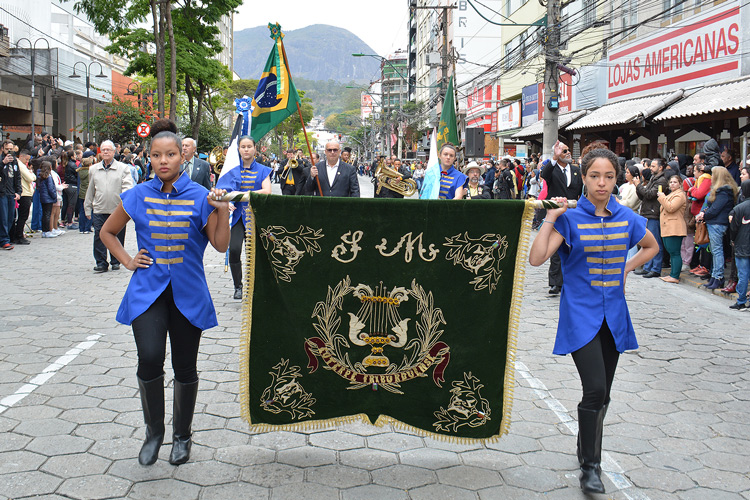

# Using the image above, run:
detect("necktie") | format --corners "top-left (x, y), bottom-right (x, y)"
top-left (564, 166), bottom-right (570, 187)
top-left (184, 161), bottom-right (191, 178)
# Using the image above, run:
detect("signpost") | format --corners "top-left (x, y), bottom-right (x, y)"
top-left (137, 122), bottom-right (151, 138)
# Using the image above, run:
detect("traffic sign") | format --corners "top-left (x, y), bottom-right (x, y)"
top-left (136, 122), bottom-right (151, 138)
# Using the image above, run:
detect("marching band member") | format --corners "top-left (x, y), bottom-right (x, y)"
top-left (437, 143), bottom-right (466, 200)
top-left (528, 148), bottom-right (658, 494)
top-left (100, 119), bottom-right (231, 466)
top-left (216, 136), bottom-right (272, 299)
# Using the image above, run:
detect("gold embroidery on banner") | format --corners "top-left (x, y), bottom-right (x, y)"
top-left (155, 245), bottom-right (185, 252)
top-left (579, 232), bottom-right (629, 241)
top-left (583, 244), bottom-right (627, 252)
top-left (260, 358), bottom-right (316, 420)
top-left (587, 257), bottom-right (625, 264)
top-left (149, 221), bottom-right (190, 227)
top-left (151, 233), bottom-right (189, 240)
top-left (591, 280), bottom-right (620, 287)
top-left (305, 277), bottom-right (450, 395)
top-left (155, 257), bottom-right (183, 264)
top-left (433, 372), bottom-right (491, 433)
top-left (444, 233), bottom-right (508, 294)
top-left (147, 209), bottom-right (192, 216)
top-left (144, 197), bottom-right (195, 205)
top-left (259, 225), bottom-right (323, 283)
top-left (376, 232), bottom-right (439, 263)
top-left (331, 230), bottom-right (363, 263)
top-left (577, 221), bottom-right (629, 229)
top-left (588, 268), bottom-right (621, 275)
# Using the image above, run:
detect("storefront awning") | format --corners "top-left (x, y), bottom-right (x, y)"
top-left (566, 90), bottom-right (684, 131)
top-left (511, 110), bottom-right (589, 139)
top-left (652, 77), bottom-right (750, 122)
top-left (495, 127), bottom-right (523, 138)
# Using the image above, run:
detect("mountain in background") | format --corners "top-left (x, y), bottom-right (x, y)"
top-left (233, 24), bottom-right (382, 84)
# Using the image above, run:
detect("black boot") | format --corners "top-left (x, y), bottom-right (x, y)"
top-left (230, 263), bottom-right (243, 299)
top-left (578, 405), bottom-right (606, 494)
top-left (137, 375), bottom-right (165, 466)
top-left (577, 401), bottom-right (608, 465)
top-left (169, 379), bottom-right (199, 465)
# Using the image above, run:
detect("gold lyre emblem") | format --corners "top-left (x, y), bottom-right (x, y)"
top-left (348, 284), bottom-right (410, 368)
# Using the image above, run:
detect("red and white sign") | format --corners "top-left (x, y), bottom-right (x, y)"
top-left (497, 102), bottom-right (521, 131)
top-left (606, 2), bottom-right (740, 100)
top-left (136, 122), bottom-right (151, 138)
top-left (538, 73), bottom-right (573, 117)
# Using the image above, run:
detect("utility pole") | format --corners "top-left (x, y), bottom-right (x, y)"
top-left (542, 0), bottom-right (561, 160)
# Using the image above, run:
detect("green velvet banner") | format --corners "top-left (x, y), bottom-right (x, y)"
top-left (240, 194), bottom-right (533, 441)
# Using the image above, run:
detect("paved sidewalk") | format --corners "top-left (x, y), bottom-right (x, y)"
top-left (1, 190), bottom-right (748, 499)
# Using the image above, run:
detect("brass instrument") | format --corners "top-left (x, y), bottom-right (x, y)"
top-left (280, 158), bottom-right (298, 180)
top-left (375, 162), bottom-right (418, 197)
top-left (209, 146), bottom-right (225, 175)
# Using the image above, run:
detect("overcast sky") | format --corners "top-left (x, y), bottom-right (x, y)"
top-left (234, 0), bottom-right (408, 57)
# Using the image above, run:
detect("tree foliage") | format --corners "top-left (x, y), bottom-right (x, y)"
top-left (73, 0), bottom-right (239, 139)
top-left (86, 96), bottom-right (155, 145)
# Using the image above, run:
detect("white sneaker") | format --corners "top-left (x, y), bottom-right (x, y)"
top-left (42, 231), bottom-right (59, 238)
top-left (52, 228), bottom-right (63, 235)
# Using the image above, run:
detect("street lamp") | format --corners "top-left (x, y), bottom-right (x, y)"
top-left (16, 37), bottom-right (50, 140)
top-left (125, 81), bottom-right (154, 111)
top-left (70, 61), bottom-right (107, 143)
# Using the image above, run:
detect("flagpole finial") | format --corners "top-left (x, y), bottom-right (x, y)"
top-left (268, 23), bottom-right (284, 41)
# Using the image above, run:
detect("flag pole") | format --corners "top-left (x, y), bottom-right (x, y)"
top-left (279, 37), bottom-right (324, 197)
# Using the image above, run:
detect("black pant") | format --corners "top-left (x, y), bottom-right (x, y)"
top-left (548, 251), bottom-right (563, 287)
top-left (131, 284), bottom-right (202, 383)
top-left (92, 212), bottom-right (125, 268)
top-left (571, 320), bottom-right (620, 411)
top-left (41, 202), bottom-right (53, 233)
top-left (11, 196), bottom-right (32, 241)
top-left (63, 187), bottom-right (78, 224)
top-left (228, 221), bottom-right (245, 265)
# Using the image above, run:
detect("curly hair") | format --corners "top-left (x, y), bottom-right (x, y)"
top-left (580, 147), bottom-right (620, 177)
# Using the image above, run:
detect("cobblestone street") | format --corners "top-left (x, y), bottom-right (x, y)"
top-left (1, 186), bottom-right (748, 499)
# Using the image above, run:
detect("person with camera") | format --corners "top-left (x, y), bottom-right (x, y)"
top-left (1, 140), bottom-right (22, 250)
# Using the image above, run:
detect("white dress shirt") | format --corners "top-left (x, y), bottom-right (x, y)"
top-left (326, 160), bottom-right (339, 185)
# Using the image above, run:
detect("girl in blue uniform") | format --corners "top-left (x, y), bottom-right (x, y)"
top-left (529, 147), bottom-right (659, 494)
top-left (215, 136), bottom-right (272, 299)
top-left (101, 120), bottom-right (230, 466)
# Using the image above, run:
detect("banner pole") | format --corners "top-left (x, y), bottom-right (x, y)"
top-left (279, 38), bottom-right (324, 197)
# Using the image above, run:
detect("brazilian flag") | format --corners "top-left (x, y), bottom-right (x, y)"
top-left (250, 24), bottom-right (302, 141)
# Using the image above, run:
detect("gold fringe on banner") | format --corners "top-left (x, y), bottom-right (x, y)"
top-left (239, 204), bottom-right (257, 426)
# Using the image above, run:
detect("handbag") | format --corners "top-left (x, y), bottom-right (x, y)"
top-left (694, 221), bottom-right (709, 245)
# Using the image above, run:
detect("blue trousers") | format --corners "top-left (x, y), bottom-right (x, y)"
top-left (736, 256), bottom-right (750, 305)
top-left (644, 218), bottom-right (663, 273)
top-left (31, 190), bottom-right (42, 231)
top-left (707, 224), bottom-right (728, 279)
top-left (0, 195), bottom-right (15, 245)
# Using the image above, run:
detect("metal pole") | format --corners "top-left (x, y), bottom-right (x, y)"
top-left (85, 74), bottom-right (91, 143)
top-left (542, 0), bottom-right (561, 161)
top-left (30, 50), bottom-right (35, 138)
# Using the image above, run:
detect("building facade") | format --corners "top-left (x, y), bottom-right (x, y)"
top-left (0, 0), bottom-right (133, 143)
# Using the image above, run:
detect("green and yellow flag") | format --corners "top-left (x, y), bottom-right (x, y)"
top-left (250, 23), bottom-right (302, 141)
top-left (436, 76), bottom-right (458, 148)
top-left (239, 194), bottom-right (534, 442)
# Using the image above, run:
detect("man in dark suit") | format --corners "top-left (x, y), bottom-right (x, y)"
top-left (540, 140), bottom-right (583, 295)
top-left (305, 141), bottom-right (360, 197)
top-left (181, 138), bottom-right (212, 190)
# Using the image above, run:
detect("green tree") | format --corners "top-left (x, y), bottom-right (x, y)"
top-left (87, 96), bottom-right (154, 145)
top-left (74, 0), bottom-right (239, 138)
